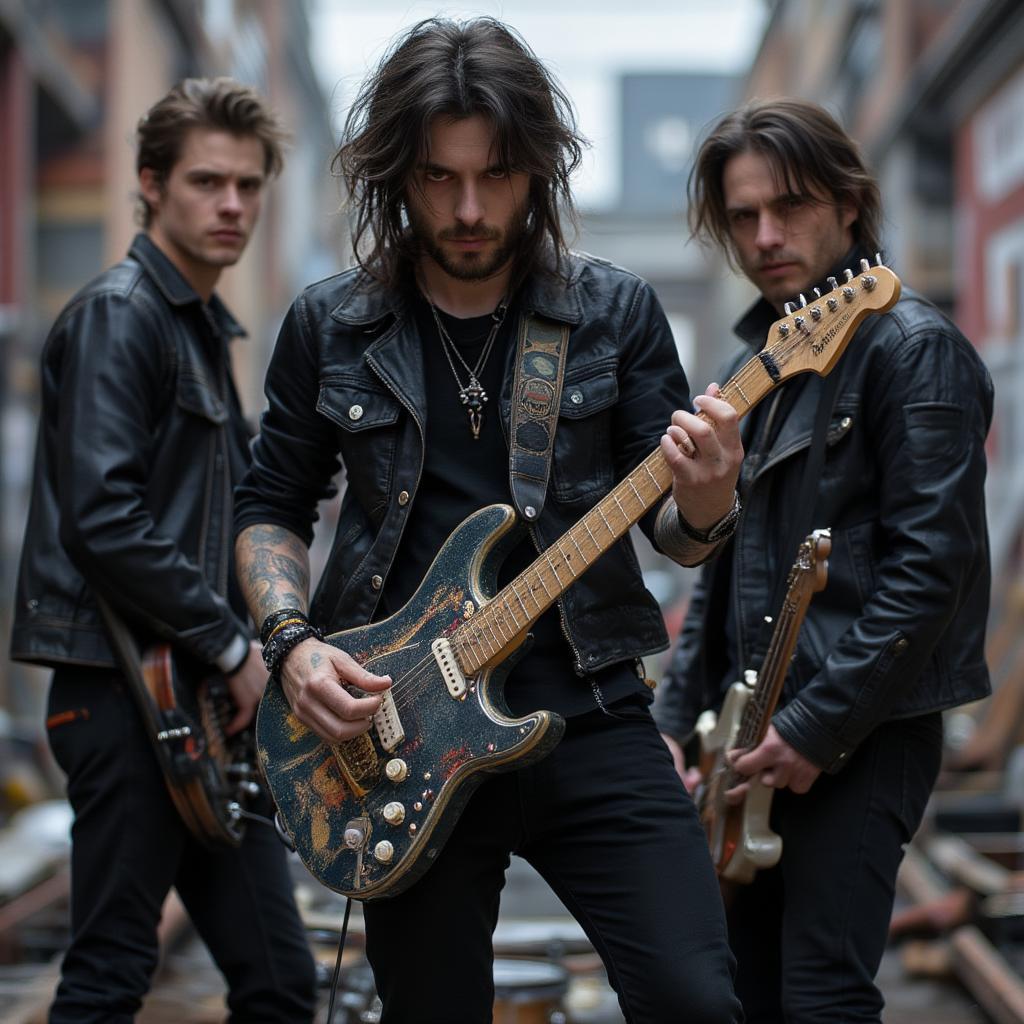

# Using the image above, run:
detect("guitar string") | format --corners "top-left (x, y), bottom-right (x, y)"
top-left (352, 288), bottom-right (873, 724)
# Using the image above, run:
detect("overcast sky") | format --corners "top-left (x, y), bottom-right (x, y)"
top-left (311, 0), bottom-right (768, 208)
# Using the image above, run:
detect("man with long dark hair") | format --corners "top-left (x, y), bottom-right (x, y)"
top-left (235, 17), bottom-right (743, 1024)
top-left (655, 98), bottom-right (993, 1020)
top-left (12, 79), bottom-right (317, 1021)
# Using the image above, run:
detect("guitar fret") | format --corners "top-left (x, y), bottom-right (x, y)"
top-left (643, 463), bottom-right (662, 490)
top-left (612, 493), bottom-right (628, 520)
top-left (627, 478), bottom-right (644, 503)
top-left (535, 571), bottom-right (554, 598)
top-left (582, 520), bottom-right (600, 547)
top-left (556, 543), bottom-right (577, 577)
top-left (544, 552), bottom-right (563, 584)
top-left (597, 507), bottom-right (615, 535)
top-left (481, 618), bottom-right (501, 651)
top-left (502, 597), bottom-right (523, 632)
top-left (491, 611), bottom-right (510, 643)
top-left (568, 531), bottom-right (589, 564)
top-left (511, 584), bottom-right (530, 619)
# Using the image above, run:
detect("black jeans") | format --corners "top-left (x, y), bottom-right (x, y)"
top-left (727, 713), bottom-right (944, 1022)
top-left (45, 668), bottom-right (317, 1024)
top-left (363, 696), bottom-right (742, 1024)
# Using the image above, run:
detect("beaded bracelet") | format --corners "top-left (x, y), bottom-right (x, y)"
top-left (261, 620), bottom-right (324, 679)
top-left (259, 607), bottom-right (309, 646)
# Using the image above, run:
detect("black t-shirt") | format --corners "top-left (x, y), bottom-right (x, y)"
top-left (380, 289), bottom-right (644, 717)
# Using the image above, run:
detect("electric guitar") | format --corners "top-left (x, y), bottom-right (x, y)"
top-left (695, 528), bottom-right (831, 883)
top-left (139, 645), bottom-right (264, 846)
top-left (257, 260), bottom-right (901, 899)
top-left (97, 595), bottom-right (265, 846)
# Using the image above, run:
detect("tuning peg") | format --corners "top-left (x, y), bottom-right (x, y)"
top-left (875, 252), bottom-right (884, 266)
top-left (827, 276), bottom-right (838, 290)
top-left (860, 258), bottom-right (870, 273)
top-left (784, 301), bottom-right (796, 315)
top-left (813, 287), bottom-right (821, 298)
top-left (844, 268), bottom-right (854, 282)
top-left (798, 293), bottom-right (807, 307)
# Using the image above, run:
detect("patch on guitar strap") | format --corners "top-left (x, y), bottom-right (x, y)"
top-left (509, 313), bottom-right (570, 522)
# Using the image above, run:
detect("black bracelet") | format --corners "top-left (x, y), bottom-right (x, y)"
top-left (259, 607), bottom-right (309, 646)
top-left (261, 619), bottom-right (323, 679)
top-left (676, 491), bottom-right (742, 544)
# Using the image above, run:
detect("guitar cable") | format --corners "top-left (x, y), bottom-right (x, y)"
top-left (324, 897), bottom-right (354, 1024)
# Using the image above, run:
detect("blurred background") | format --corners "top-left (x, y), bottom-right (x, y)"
top-left (1, 0), bottom-right (1023, 1019)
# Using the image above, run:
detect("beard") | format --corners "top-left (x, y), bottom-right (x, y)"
top-left (408, 206), bottom-right (528, 282)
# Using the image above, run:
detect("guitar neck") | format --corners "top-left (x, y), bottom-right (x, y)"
top-left (452, 356), bottom-right (782, 675)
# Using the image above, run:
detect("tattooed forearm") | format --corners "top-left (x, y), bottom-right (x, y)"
top-left (235, 523), bottom-right (311, 626)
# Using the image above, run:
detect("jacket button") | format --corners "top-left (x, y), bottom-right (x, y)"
top-left (569, 390), bottom-right (584, 405)
top-left (371, 574), bottom-right (384, 590)
top-left (349, 404), bottom-right (364, 421)
top-left (840, 416), bottom-right (852, 429)
top-left (893, 636), bottom-right (909, 653)
top-left (398, 490), bottom-right (410, 506)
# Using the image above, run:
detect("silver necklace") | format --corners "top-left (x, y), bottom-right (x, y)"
top-left (427, 295), bottom-right (510, 440)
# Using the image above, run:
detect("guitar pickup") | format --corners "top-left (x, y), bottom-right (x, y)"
top-left (373, 690), bottom-right (405, 751)
top-left (432, 638), bottom-right (468, 699)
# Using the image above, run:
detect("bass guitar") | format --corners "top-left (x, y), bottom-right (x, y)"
top-left (97, 595), bottom-right (264, 846)
top-left (258, 261), bottom-right (900, 899)
top-left (695, 528), bottom-right (831, 883)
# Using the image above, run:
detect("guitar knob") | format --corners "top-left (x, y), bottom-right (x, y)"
top-left (382, 801), bottom-right (406, 825)
top-left (385, 758), bottom-right (408, 783)
top-left (374, 840), bottom-right (395, 864)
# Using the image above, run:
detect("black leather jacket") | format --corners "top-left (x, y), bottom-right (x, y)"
top-left (11, 234), bottom-right (252, 670)
top-left (234, 253), bottom-right (696, 673)
top-left (654, 275), bottom-right (993, 773)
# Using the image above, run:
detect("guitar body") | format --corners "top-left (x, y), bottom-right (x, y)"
top-left (139, 646), bottom-right (263, 847)
top-left (257, 267), bottom-right (896, 900)
top-left (257, 505), bottom-right (566, 899)
top-left (696, 681), bottom-right (782, 884)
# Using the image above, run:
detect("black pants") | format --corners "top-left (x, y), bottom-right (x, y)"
top-left (727, 713), bottom-right (944, 1022)
top-left (363, 696), bottom-right (742, 1024)
top-left (45, 668), bottom-right (317, 1024)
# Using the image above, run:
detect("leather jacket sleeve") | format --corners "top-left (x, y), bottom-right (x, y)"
top-left (233, 293), bottom-right (342, 545)
top-left (55, 292), bottom-right (247, 664)
top-left (773, 322), bottom-right (993, 771)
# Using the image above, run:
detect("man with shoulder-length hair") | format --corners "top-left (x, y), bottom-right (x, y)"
top-left (655, 98), bottom-right (993, 1021)
top-left (234, 17), bottom-right (743, 1023)
top-left (12, 78), bottom-right (317, 1022)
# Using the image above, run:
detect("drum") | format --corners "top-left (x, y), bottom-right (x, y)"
top-left (492, 958), bottom-right (569, 1024)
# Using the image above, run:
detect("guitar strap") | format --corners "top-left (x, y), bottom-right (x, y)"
top-left (754, 363), bottom-right (844, 669)
top-left (508, 311), bottom-right (571, 523)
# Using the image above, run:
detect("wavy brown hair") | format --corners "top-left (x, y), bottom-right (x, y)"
top-left (334, 17), bottom-right (586, 288)
top-left (688, 98), bottom-right (883, 264)
top-left (135, 77), bottom-right (287, 227)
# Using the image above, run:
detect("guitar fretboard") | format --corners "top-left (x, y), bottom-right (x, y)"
top-left (450, 360), bottom-right (781, 675)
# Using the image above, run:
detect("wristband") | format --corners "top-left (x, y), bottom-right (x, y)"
top-left (676, 491), bottom-right (742, 544)
top-left (261, 619), bottom-right (324, 679)
top-left (259, 607), bottom-right (309, 645)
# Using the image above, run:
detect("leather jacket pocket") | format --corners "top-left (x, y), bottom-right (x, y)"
top-left (551, 367), bottom-right (618, 502)
top-left (317, 375), bottom-right (402, 499)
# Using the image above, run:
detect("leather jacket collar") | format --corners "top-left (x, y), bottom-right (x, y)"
top-left (128, 233), bottom-right (246, 340)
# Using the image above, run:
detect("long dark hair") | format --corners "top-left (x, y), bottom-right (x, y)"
top-left (334, 18), bottom-right (586, 287)
top-left (688, 98), bottom-right (883, 263)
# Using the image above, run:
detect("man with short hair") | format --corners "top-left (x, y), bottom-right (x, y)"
top-left (234, 17), bottom-right (743, 1024)
top-left (12, 78), bottom-right (316, 1022)
top-left (656, 98), bottom-right (993, 1021)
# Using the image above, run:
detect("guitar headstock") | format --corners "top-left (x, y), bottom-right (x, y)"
top-left (787, 527), bottom-right (832, 597)
top-left (763, 258), bottom-right (900, 382)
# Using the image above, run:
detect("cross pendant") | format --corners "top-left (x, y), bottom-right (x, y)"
top-left (460, 379), bottom-right (488, 440)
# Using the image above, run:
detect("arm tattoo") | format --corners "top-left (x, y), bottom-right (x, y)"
top-left (236, 523), bottom-right (311, 626)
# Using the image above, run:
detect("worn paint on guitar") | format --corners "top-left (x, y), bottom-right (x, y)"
top-left (257, 505), bottom-right (565, 898)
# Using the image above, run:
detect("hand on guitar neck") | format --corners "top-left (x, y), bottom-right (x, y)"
top-left (660, 383), bottom-right (743, 531)
top-left (725, 723), bottom-right (821, 798)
